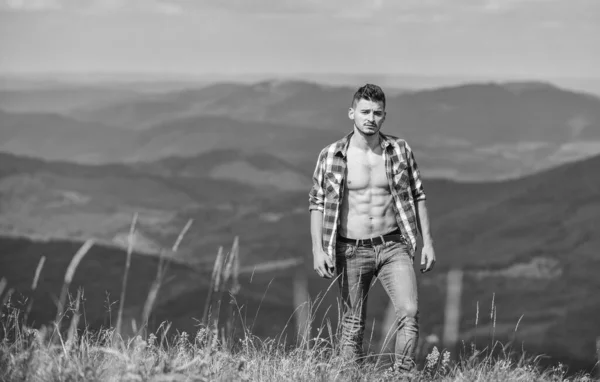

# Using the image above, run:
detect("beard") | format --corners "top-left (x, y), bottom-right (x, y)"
top-left (360, 124), bottom-right (379, 136)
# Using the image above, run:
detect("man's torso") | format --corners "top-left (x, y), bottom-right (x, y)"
top-left (308, 131), bottom-right (424, 258)
top-left (338, 143), bottom-right (398, 239)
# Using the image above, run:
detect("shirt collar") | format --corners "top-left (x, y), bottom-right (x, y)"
top-left (334, 130), bottom-right (392, 158)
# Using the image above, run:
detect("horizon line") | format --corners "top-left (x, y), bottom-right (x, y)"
top-left (1, 71), bottom-right (599, 81)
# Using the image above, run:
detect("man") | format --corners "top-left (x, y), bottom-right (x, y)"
top-left (308, 83), bottom-right (436, 372)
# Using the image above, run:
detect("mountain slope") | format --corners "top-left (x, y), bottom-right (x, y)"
top-left (1, 151), bottom-right (599, 371)
top-left (126, 114), bottom-right (341, 170)
top-left (134, 149), bottom-right (310, 191)
top-left (3, 80), bottom-right (600, 180)
top-left (0, 109), bottom-right (136, 163)
top-left (0, 152), bottom-right (267, 263)
top-left (0, 87), bottom-right (142, 114)
top-left (69, 80), bottom-right (600, 144)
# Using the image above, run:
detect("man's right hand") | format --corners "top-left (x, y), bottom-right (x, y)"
top-left (313, 248), bottom-right (335, 279)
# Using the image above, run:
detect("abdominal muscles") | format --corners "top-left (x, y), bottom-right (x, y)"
top-left (338, 178), bottom-right (398, 240)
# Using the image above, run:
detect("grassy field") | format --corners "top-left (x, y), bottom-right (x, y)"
top-left (1, 237), bottom-right (598, 382)
top-left (1, 295), bottom-right (597, 382)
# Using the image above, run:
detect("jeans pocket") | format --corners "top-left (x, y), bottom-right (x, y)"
top-left (335, 242), bottom-right (357, 259)
top-left (383, 241), bottom-right (413, 264)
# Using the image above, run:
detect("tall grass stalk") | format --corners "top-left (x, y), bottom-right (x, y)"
top-left (31, 255), bottom-right (46, 290)
top-left (66, 288), bottom-right (82, 348)
top-left (292, 268), bottom-right (310, 346)
top-left (378, 302), bottom-right (396, 357)
top-left (202, 246), bottom-right (225, 325)
top-left (0, 277), bottom-right (6, 300)
top-left (114, 212), bottom-right (137, 342)
top-left (54, 239), bottom-right (94, 326)
top-left (222, 236), bottom-right (240, 345)
top-left (141, 219), bottom-right (194, 334)
top-left (24, 256), bottom-right (46, 325)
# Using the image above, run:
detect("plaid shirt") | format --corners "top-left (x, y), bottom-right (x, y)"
top-left (308, 131), bottom-right (426, 259)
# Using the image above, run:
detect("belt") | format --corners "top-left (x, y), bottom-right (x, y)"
top-left (337, 229), bottom-right (405, 248)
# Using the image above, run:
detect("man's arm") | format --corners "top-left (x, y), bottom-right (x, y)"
top-left (405, 141), bottom-right (436, 272)
top-left (310, 210), bottom-right (324, 252)
top-left (311, 210), bottom-right (334, 278)
top-left (308, 150), bottom-right (334, 278)
top-left (404, 140), bottom-right (426, 202)
top-left (416, 199), bottom-right (434, 248)
top-left (308, 149), bottom-right (326, 213)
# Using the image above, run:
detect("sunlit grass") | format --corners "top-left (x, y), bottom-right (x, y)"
top-left (0, 226), bottom-right (597, 381)
top-left (1, 302), bottom-right (597, 381)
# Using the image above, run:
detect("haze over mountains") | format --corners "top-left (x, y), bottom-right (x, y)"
top-left (1, 77), bottom-right (600, 372)
top-left (1, 79), bottom-right (599, 180)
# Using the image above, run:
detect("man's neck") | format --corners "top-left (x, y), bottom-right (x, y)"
top-left (351, 128), bottom-right (381, 152)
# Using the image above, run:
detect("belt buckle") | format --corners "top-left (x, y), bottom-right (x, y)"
top-left (364, 237), bottom-right (375, 247)
top-left (358, 238), bottom-right (371, 247)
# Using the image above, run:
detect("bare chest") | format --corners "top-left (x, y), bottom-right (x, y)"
top-left (345, 148), bottom-right (388, 191)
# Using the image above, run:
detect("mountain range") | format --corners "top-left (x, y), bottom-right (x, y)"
top-left (1, 78), bottom-right (600, 372)
top-left (1, 80), bottom-right (599, 180)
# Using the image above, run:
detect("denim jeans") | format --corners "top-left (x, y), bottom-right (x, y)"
top-left (335, 238), bottom-right (419, 371)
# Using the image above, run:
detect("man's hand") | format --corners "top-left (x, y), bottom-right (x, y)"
top-left (313, 248), bottom-right (335, 278)
top-left (420, 244), bottom-right (436, 273)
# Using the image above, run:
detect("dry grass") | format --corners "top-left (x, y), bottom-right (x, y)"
top-left (1, 297), bottom-right (596, 382)
top-left (0, 230), bottom-right (598, 381)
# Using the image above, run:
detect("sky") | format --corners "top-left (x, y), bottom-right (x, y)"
top-left (0, 0), bottom-right (598, 80)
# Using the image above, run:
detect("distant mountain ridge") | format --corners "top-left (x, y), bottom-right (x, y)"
top-left (133, 149), bottom-right (310, 191)
top-left (1, 79), bottom-right (600, 180)
top-left (0, 109), bottom-right (136, 163)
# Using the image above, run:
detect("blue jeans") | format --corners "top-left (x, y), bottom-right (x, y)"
top-left (335, 239), bottom-right (419, 371)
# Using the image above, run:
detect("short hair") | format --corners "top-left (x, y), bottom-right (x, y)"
top-left (352, 83), bottom-right (386, 109)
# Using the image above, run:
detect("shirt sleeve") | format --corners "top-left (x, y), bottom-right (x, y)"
top-left (405, 141), bottom-right (426, 202)
top-left (308, 149), bottom-right (327, 212)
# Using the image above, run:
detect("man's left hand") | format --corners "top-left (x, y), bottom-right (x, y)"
top-left (420, 244), bottom-right (436, 273)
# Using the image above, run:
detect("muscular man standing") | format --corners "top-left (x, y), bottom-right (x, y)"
top-left (308, 84), bottom-right (436, 372)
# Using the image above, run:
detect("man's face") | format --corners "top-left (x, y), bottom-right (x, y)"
top-left (348, 98), bottom-right (386, 136)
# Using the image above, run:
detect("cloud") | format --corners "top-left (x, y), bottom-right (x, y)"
top-left (1, 0), bottom-right (183, 14)
top-left (2, 0), bottom-right (590, 25)
top-left (481, 0), bottom-right (556, 13)
top-left (186, 0), bottom-right (447, 18)
top-left (3, 0), bottom-right (61, 11)
top-left (0, 0), bottom-right (451, 20)
top-left (83, 0), bottom-right (184, 14)
top-left (153, 1), bottom-right (182, 15)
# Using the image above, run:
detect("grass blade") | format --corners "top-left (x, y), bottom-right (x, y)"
top-left (114, 212), bottom-right (138, 342)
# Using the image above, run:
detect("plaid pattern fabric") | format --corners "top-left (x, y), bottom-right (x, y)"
top-left (308, 131), bottom-right (426, 258)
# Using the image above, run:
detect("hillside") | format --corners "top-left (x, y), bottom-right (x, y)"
top-left (0, 109), bottom-right (136, 163)
top-left (184, 153), bottom-right (600, 369)
top-left (0, 86), bottom-right (143, 113)
top-left (0, 152), bottom-right (273, 264)
top-left (0, 236), bottom-right (292, 341)
top-left (126, 115), bottom-right (341, 170)
top-left (69, 80), bottom-right (349, 130)
top-left (133, 149), bottom-right (310, 191)
top-left (67, 80), bottom-right (600, 143)
top-left (1, 151), bottom-right (599, 370)
top-left (0, 150), bottom-right (510, 267)
top-left (2, 79), bottom-right (600, 180)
